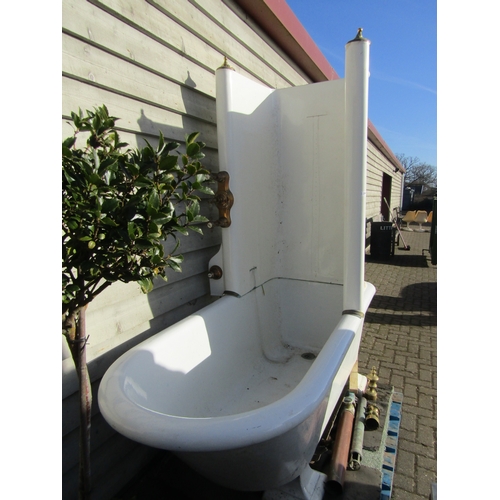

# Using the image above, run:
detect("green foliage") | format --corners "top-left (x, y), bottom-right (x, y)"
top-left (62, 105), bottom-right (214, 316)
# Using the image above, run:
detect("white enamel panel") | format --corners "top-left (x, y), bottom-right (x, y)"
top-left (211, 71), bottom-right (348, 297)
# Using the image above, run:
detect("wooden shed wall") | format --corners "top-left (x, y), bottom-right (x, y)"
top-left (62, 1), bottom-right (311, 498)
top-left (62, 1), bottom-right (402, 497)
top-left (366, 139), bottom-right (403, 220)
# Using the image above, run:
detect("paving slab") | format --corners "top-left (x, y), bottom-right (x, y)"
top-left (362, 228), bottom-right (437, 499)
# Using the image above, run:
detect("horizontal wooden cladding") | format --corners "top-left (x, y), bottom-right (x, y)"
top-left (62, 119), bottom-right (220, 173)
top-left (366, 140), bottom-right (403, 220)
top-left (62, 75), bottom-right (218, 148)
top-left (89, 0), bottom-right (306, 89)
top-left (62, 33), bottom-right (217, 125)
top-left (63, 0), bottom-right (218, 98)
top-left (152, 0), bottom-right (309, 87)
top-left (63, 410), bottom-right (114, 475)
top-left (62, 271), bottom-right (219, 398)
top-left (85, 248), bottom-right (219, 341)
top-left (234, 0), bottom-right (338, 83)
top-left (63, 426), bottom-right (159, 500)
top-left (63, 285), bottom-right (217, 406)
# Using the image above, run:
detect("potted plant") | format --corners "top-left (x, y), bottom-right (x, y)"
top-left (62, 105), bottom-right (213, 499)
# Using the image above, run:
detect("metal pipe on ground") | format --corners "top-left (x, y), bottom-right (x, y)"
top-left (348, 396), bottom-right (367, 471)
top-left (325, 394), bottom-right (356, 495)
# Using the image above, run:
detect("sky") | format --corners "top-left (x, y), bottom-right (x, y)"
top-left (286, 0), bottom-right (437, 167)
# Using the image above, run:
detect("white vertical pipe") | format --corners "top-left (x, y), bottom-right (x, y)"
top-left (343, 31), bottom-right (370, 312)
top-left (215, 63), bottom-right (234, 177)
top-left (210, 64), bottom-right (235, 296)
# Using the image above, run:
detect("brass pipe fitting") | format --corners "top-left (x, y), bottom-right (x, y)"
top-left (364, 366), bottom-right (379, 401)
top-left (208, 171), bottom-right (233, 228)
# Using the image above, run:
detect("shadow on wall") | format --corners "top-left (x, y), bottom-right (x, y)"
top-left (364, 282), bottom-right (437, 327)
top-left (132, 72), bottom-right (221, 336)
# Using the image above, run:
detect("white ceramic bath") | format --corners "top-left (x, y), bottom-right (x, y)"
top-left (98, 277), bottom-right (375, 490)
top-left (99, 33), bottom-right (373, 497)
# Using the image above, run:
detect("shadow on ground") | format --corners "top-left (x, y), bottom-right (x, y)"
top-left (366, 253), bottom-right (430, 268)
top-left (364, 282), bottom-right (437, 326)
top-left (112, 451), bottom-right (264, 500)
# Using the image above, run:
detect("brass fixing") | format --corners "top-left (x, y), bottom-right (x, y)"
top-left (208, 265), bottom-right (223, 280)
top-left (365, 403), bottom-right (380, 431)
top-left (364, 366), bottom-right (379, 401)
top-left (208, 171), bottom-right (234, 228)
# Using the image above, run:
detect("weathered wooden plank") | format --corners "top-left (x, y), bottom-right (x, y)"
top-left (62, 119), bottom-right (220, 171)
top-left (62, 76), bottom-right (218, 147)
top-left (62, 412), bottom-right (116, 475)
top-left (87, 292), bottom-right (216, 384)
top-left (83, 244), bottom-right (219, 320)
top-left (365, 140), bottom-right (403, 221)
top-left (90, 444), bottom-right (160, 500)
top-left (63, 378), bottom-right (103, 437)
top-left (62, 357), bottom-right (79, 401)
top-left (93, 0), bottom-right (287, 89)
top-left (91, 0), bottom-right (227, 74)
top-left (92, 445), bottom-right (161, 500)
top-left (63, 291), bottom-right (216, 401)
top-left (191, 0), bottom-right (309, 85)
top-left (63, 0), bottom-right (218, 98)
top-left (62, 431), bottom-right (157, 500)
top-left (63, 275), bottom-right (217, 401)
top-left (62, 33), bottom-right (216, 124)
top-left (83, 270), bottom-right (213, 358)
top-left (150, 0), bottom-right (300, 89)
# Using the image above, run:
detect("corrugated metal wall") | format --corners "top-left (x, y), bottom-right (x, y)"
top-left (62, 1), bottom-right (401, 497)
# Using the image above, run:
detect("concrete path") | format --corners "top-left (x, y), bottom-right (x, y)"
top-left (361, 228), bottom-right (437, 499)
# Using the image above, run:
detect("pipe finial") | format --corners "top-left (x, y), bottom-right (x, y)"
top-left (218, 56), bottom-right (234, 70)
top-left (347, 27), bottom-right (368, 43)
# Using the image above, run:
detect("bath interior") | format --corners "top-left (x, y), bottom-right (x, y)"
top-left (120, 278), bottom-right (344, 419)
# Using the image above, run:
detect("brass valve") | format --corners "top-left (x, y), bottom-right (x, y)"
top-left (208, 171), bottom-right (233, 228)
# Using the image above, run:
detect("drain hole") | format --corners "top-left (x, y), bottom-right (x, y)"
top-left (301, 352), bottom-right (316, 360)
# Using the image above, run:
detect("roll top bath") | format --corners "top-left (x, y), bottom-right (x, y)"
top-left (99, 32), bottom-right (375, 499)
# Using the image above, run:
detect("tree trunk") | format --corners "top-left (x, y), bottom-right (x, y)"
top-left (77, 306), bottom-right (92, 500)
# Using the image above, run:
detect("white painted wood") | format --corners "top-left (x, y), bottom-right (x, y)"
top-left (95, 0), bottom-right (223, 72)
top-left (84, 267), bottom-right (213, 361)
top-left (153, 0), bottom-right (306, 88)
top-left (62, 33), bottom-right (217, 124)
top-left (365, 140), bottom-right (403, 222)
top-left (62, 76), bottom-right (218, 147)
top-left (63, 119), bottom-right (220, 170)
top-left (191, 0), bottom-right (309, 85)
top-left (63, 0), bottom-right (218, 97)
